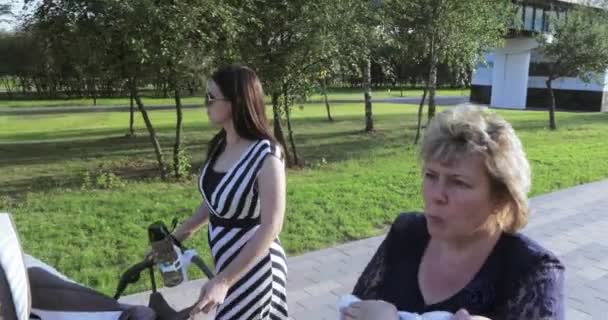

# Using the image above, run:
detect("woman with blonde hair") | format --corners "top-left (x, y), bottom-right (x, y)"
top-left (341, 106), bottom-right (564, 320)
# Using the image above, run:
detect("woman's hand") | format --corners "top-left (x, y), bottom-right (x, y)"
top-left (453, 309), bottom-right (492, 320)
top-left (144, 248), bottom-right (157, 262)
top-left (340, 300), bottom-right (399, 320)
top-left (189, 277), bottom-right (230, 317)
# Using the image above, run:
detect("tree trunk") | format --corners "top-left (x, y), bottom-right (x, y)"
top-left (173, 88), bottom-right (184, 178)
top-left (188, 80), bottom-right (195, 96)
top-left (91, 79), bottom-right (97, 106)
top-left (427, 61), bottom-right (437, 123)
top-left (130, 79), bottom-right (167, 179)
top-left (427, 36), bottom-right (438, 123)
top-left (271, 92), bottom-right (293, 165)
top-left (282, 91), bottom-right (300, 166)
top-left (128, 92), bottom-right (135, 137)
top-left (19, 77), bottom-right (27, 94)
top-left (323, 77), bottom-right (334, 122)
top-left (363, 57), bottom-right (374, 132)
top-left (77, 76), bottom-right (84, 98)
top-left (414, 85), bottom-right (429, 145)
top-left (546, 79), bottom-right (557, 130)
top-left (34, 82), bottom-right (41, 97)
top-left (49, 78), bottom-right (57, 99)
top-left (1, 78), bottom-right (13, 99)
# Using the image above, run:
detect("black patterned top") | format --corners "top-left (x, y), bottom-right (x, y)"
top-left (353, 213), bottom-right (565, 320)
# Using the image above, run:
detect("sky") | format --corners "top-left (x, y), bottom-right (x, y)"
top-left (0, 0), bottom-right (27, 32)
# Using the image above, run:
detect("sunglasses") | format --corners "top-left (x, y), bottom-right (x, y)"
top-left (205, 93), bottom-right (229, 106)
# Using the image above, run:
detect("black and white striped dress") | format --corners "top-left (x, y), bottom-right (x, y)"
top-left (199, 139), bottom-right (288, 320)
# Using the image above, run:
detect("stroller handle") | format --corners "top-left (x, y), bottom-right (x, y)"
top-left (191, 255), bottom-right (214, 279)
top-left (113, 220), bottom-right (215, 319)
top-left (113, 251), bottom-right (214, 300)
top-left (114, 259), bottom-right (154, 299)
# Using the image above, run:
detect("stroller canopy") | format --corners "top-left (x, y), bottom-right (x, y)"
top-left (0, 213), bottom-right (153, 320)
top-left (0, 213), bottom-right (31, 319)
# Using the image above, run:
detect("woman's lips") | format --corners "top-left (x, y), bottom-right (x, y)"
top-left (426, 215), bottom-right (445, 225)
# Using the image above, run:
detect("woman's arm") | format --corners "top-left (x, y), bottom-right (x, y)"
top-left (503, 260), bottom-right (565, 320)
top-left (172, 202), bottom-right (211, 243)
top-left (352, 238), bottom-right (389, 300)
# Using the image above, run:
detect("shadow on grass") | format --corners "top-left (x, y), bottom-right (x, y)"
top-left (1, 128), bottom-right (408, 195)
top-left (0, 135), bottom-right (204, 167)
top-left (2, 175), bottom-right (79, 194)
top-left (3, 110), bottom-right (604, 195)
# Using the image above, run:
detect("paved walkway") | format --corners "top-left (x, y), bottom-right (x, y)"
top-left (121, 179), bottom-right (608, 319)
top-left (0, 96), bottom-right (468, 115)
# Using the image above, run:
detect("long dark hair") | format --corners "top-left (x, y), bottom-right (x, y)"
top-left (206, 65), bottom-right (277, 160)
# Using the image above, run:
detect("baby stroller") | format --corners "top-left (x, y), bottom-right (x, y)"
top-left (113, 220), bottom-right (215, 319)
top-left (0, 212), bottom-right (213, 320)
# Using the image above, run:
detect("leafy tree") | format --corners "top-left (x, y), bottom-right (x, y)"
top-left (537, 5), bottom-right (608, 129)
top-left (144, 0), bottom-right (230, 177)
top-left (342, 0), bottom-right (387, 132)
top-left (23, 0), bottom-right (232, 178)
top-left (383, 0), bottom-right (513, 143)
top-left (228, 0), bottom-right (352, 166)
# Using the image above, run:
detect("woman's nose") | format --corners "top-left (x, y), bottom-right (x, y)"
top-left (430, 179), bottom-right (448, 204)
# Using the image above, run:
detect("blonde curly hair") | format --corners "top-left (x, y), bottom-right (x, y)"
top-left (421, 106), bottom-right (531, 233)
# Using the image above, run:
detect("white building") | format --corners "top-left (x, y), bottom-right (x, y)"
top-left (471, 0), bottom-right (608, 112)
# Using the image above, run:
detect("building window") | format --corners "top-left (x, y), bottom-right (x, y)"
top-left (534, 8), bottom-right (544, 31)
top-left (529, 63), bottom-right (551, 77)
top-left (524, 6), bottom-right (534, 30)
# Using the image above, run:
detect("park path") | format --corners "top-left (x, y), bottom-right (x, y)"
top-left (121, 179), bottom-right (608, 320)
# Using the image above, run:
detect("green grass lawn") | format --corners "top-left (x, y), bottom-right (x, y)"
top-left (0, 88), bottom-right (469, 108)
top-left (1, 103), bottom-right (607, 295)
